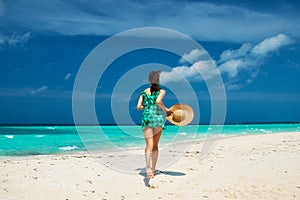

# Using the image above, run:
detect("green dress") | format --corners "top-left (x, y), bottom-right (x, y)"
top-left (141, 90), bottom-right (165, 130)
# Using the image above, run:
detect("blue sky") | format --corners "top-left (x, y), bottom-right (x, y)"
top-left (0, 0), bottom-right (299, 124)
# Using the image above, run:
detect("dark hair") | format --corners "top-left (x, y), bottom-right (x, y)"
top-left (148, 71), bottom-right (161, 95)
top-left (150, 83), bottom-right (160, 95)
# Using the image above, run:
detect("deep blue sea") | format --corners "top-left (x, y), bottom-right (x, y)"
top-left (0, 124), bottom-right (299, 156)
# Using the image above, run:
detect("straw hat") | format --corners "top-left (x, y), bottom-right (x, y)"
top-left (166, 104), bottom-right (194, 126)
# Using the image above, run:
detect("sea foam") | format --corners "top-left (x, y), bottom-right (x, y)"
top-left (4, 135), bottom-right (14, 139)
top-left (35, 135), bottom-right (46, 138)
top-left (59, 146), bottom-right (79, 151)
top-left (259, 129), bottom-right (272, 133)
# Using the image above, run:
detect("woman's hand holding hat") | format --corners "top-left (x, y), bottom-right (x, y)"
top-left (166, 108), bottom-right (173, 117)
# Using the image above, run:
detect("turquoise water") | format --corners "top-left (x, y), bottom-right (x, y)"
top-left (0, 124), bottom-right (299, 156)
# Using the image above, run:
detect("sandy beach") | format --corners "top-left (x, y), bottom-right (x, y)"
top-left (1, 132), bottom-right (300, 200)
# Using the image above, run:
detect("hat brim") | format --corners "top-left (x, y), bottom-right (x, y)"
top-left (166, 104), bottom-right (194, 126)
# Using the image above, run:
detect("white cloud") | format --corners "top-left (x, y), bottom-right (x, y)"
top-left (7, 32), bottom-right (31, 46)
top-left (161, 34), bottom-right (293, 90)
top-left (220, 34), bottom-right (294, 89)
top-left (251, 34), bottom-right (293, 56)
top-left (0, 32), bottom-right (31, 47)
top-left (223, 69), bottom-right (260, 91)
top-left (1, 1), bottom-right (299, 42)
top-left (64, 73), bottom-right (71, 80)
top-left (179, 49), bottom-right (207, 64)
top-left (225, 83), bottom-right (243, 91)
top-left (31, 86), bottom-right (48, 95)
top-left (218, 59), bottom-right (245, 78)
top-left (246, 70), bottom-right (260, 84)
top-left (161, 60), bottom-right (218, 83)
top-left (219, 34), bottom-right (293, 82)
top-left (219, 43), bottom-right (252, 63)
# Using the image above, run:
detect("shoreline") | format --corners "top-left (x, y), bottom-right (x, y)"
top-left (0, 131), bottom-right (299, 159)
top-left (1, 123), bottom-right (299, 157)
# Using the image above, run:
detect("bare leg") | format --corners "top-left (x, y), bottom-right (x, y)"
top-left (143, 127), bottom-right (154, 178)
top-left (152, 127), bottom-right (163, 175)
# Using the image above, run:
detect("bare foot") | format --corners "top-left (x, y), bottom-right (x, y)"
top-left (146, 167), bottom-right (154, 179)
top-left (152, 168), bottom-right (156, 176)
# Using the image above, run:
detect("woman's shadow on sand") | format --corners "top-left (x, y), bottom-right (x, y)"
top-left (136, 168), bottom-right (186, 187)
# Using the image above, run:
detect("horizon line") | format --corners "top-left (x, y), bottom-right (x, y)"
top-left (0, 121), bottom-right (299, 126)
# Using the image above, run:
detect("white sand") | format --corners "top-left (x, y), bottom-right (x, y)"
top-left (1, 132), bottom-right (300, 200)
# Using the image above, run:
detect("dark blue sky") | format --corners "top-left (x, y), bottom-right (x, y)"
top-left (0, 0), bottom-right (299, 124)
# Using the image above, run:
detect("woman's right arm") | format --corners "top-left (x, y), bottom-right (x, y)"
top-left (156, 90), bottom-right (172, 116)
top-left (137, 95), bottom-right (144, 110)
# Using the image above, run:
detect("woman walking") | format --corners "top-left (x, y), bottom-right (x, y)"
top-left (137, 71), bottom-right (172, 179)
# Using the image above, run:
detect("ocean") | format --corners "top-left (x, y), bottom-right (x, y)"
top-left (0, 123), bottom-right (299, 156)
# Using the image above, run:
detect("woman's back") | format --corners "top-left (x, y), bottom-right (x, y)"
top-left (141, 89), bottom-right (164, 129)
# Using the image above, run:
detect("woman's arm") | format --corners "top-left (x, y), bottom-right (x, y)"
top-left (137, 95), bottom-right (144, 110)
top-left (156, 90), bottom-right (172, 116)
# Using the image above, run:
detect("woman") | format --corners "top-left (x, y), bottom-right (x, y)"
top-left (137, 71), bottom-right (172, 179)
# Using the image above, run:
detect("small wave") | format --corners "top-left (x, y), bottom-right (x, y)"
top-left (47, 127), bottom-right (55, 130)
top-left (5, 135), bottom-right (14, 139)
top-left (59, 146), bottom-right (79, 151)
top-left (259, 129), bottom-right (272, 133)
top-left (179, 132), bottom-right (187, 135)
top-left (35, 135), bottom-right (46, 138)
top-left (208, 127), bottom-right (212, 130)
